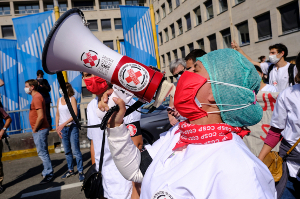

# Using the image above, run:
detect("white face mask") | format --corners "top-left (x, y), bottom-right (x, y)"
top-left (37, 77), bottom-right (43, 80)
top-left (176, 74), bottom-right (181, 81)
top-left (195, 80), bottom-right (256, 114)
top-left (59, 89), bottom-right (64, 96)
top-left (24, 87), bottom-right (32, 94)
top-left (269, 54), bottom-right (281, 64)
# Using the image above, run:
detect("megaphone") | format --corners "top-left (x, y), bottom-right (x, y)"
top-left (43, 9), bottom-right (173, 109)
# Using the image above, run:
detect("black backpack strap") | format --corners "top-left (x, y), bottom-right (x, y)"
top-left (98, 129), bottom-right (106, 173)
top-left (266, 64), bottom-right (274, 84)
top-left (288, 64), bottom-right (295, 86)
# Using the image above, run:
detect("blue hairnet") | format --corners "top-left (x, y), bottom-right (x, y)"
top-left (197, 49), bottom-right (262, 127)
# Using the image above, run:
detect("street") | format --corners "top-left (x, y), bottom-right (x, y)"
top-left (1, 149), bottom-right (91, 199)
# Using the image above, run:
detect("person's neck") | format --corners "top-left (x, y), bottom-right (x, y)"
top-left (275, 58), bottom-right (287, 69)
top-left (260, 80), bottom-right (266, 91)
top-left (31, 90), bottom-right (38, 96)
top-left (190, 113), bottom-right (223, 125)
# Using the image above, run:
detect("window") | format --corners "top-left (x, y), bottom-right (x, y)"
top-left (162, 4), bottom-right (166, 18)
top-left (197, 39), bottom-right (205, 50)
top-left (82, 87), bottom-right (93, 98)
top-left (279, 2), bottom-right (300, 34)
top-left (114, 18), bottom-right (122, 29)
top-left (167, 52), bottom-right (171, 65)
top-left (156, 10), bottom-right (161, 23)
top-left (73, 1), bottom-right (94, 10)
top-left (194, 6), bottom-right (202, 26)
top-left (185, 13), bottom-right (191, 31)
top-left (188, 43), bottom-right (194, 52)
top-left (101, 19), bottom-right (111, 31)
top-left (45, 3), bottom-right (67, 12)
top-left (221, 28), bottom-right (231, 48)
top-left (164, 28), bottom-right (169, 42)
top-left (103, 40), bottom-right (114, 49)
top-left (159, 32), bottom-right (163, 45)
top-left (219, 0), bottom-right (228, 13)
top-left (100, 0), bottom-right (120, 9)
top-left (255, 12), bottom-right (272, 40)
top-left (125, 0), bottom-right (140, 6)
top-left (236, 21), bottom-right (250, 45)
top-left (0, 6), bottom-right (10, 15)
top-left (180, 46), bottom-right (185, 58)
top-left (235, 0), bottom-right (245, 5)
top-left (170, 24), bottom-right (175, 39)
top-left (177, 19), bottom-right (183, 35)
top-left (162, 55), bottom-right (166, 67)
top-left (17, 4), bottom-right (39, 14)
top-left (208, 34), bottom-right (217, 51)
top-left (176, 0), bottom-right (180, 8)
top-left (205, 0), bottom-right (214, 20)
top-left (1, 25), bottom-right (14, 38)
top-left (167, 0), bottom-right (172, 13)
top-left (173, 49), bottom-right (178, 59)
top-left (87, 20), bottom-right (98, 31)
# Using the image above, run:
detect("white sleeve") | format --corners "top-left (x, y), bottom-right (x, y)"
top-left (260, 62), bottom-right (270, 74)
top-left (294, 65), bottom-right (298, 78)
top-left (270, 92), bottom-right (288, 129)
top-left (107, 123), bottom-right (144, 183)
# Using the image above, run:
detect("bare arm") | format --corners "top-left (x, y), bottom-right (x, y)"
top-left (0, 79), bottom-right (4, 87)
top-left (90, 139), bottom-right (95, 165)
top-left (55, 99), bottom-right (62, 138)
top-left (56, 97), bottom-right (77, 133)
top-left (231, 40), bottom-right (261, 67)
top-left (131, 135), bottom-right (143, 151)
top-left (33, 108), bottom-right (45, 132)
top-left (0, 116), bottom-right (12, 140)
top-left (258, 144), bottom-right (273, 161)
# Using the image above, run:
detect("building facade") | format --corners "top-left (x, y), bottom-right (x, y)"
top-left (153, 0), bottom-right (300, 82)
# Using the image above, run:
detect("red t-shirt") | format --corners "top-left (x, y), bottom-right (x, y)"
top-left (29, 92), bottom-right (49, 130)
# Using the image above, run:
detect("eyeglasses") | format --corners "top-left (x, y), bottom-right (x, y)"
top-left (173, 69), bottom-right (185, 78)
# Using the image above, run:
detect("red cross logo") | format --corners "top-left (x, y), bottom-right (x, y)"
top-left (125, 69), bottom-right (142, 85)
top-left (83, 52), bottom-right (98, 67)
top-left (273, 81), bottom-right (277, 86)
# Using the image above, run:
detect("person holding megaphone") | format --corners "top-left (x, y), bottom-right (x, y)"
top-left (83, 72), bottom-right (143, 199)
top-left (99, 49), bottom-right (276, 198)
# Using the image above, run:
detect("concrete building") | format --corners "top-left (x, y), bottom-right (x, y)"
top-left (153, 0), bottom-right (300, 82)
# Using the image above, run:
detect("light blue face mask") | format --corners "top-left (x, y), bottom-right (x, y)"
top-left (176, 74), bottom-right (181, 81)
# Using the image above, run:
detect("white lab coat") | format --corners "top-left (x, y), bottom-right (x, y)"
top-left (87, 97), bottom-right (141, 199)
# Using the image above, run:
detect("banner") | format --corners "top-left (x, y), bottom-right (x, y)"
top-left (120, 6), bottom-right (158, 67)
top-left (0, 39), bottom-right (21, 135)
top-left (243, 91), bottom-right (280, 156)
top-left (120, 41), bottom-right (126, 56)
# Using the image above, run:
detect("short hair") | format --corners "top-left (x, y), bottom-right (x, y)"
top-left (254, 65), bottom-right (262, 74)
top-left (25, 79), bottom-right (38, 90)
top-left (37, 70), bottom-right (44, 76)
top-left (169, 58), bottom-right (186, 74)
top-left (269, 43), bottom-right (288, 59)
top-left (65, 82), bottom-right (75, 97)
top-left (185, 49), bottom-right (207, 63)
top-left (258, 56), bottom-right (265, 63)
top-left (295, 52), bottom-right (300, 84)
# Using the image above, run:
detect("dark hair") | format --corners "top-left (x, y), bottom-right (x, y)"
top-left (64, 82), bottom-right (75, 97)
top-left (37, 70), bottom-right (44, 76)
top-left (295, 52), bottom-right (300, 84)
top-left (258, 56), bottom-right (265, 63)
top-left (25, 79), bottom-right (38, 90)
top-left (185, 49), bottom-right (207, 62)
top-left (269, 43), bottom-right (288, 59)
top-left (254, 65), bottom-right (262, 74)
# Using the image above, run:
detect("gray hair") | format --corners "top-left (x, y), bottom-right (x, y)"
top-left (169, 58), bottom-right (186, 74)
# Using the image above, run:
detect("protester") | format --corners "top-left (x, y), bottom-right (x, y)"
top-left (36, 70), bottom-right (52, 130)
top-left (0, 106), bottom-right (12, 194)
top-left (258, 55), bottom-right (266, 63)
top-left (25, 79), bottom-right (53, 184)
top-left (55, 83), bottom-right (84, 182)
top-left (83, 72), bottom-right (143, 199)
top-left (99, 49), bottom-right (276, 198)
top-left (255, 65), bottom-right (278, 92)
top-left (258, 52), bottom-right (300, 198)
top-left (185, 49), bottom-right (207, 70)
top-left (231, 41), bottom-right (298, 92)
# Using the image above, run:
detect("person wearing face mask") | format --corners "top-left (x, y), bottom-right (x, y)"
top-left (55, 82), bottom-right (84, 181)
top-left (25, 79), bottom-right (54, 184)
top-left (83, 72), bottom-right (143, 199)
top-left (99, 49), bottom-right (276, 198)
top-left (231, 41), bottom-right (297, 93)
top-left (255, 65), bottom-right (278, 92)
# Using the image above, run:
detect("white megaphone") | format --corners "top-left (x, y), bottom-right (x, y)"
top-left (42, 8), bottom-right (174, 119)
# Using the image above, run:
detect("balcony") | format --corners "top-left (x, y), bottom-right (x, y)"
top-left (15, 9), bottom-right (39, 15)
top-left (100, 4), bottom-right (119, 9)
top-left (45, 7), bottom-right (68, 12)
top-left (99, 1), bottom-right (120, 10)
top-left (14, 3), bottom-right (40, 15)
top-left (73, 6), bottom-right (94, 11)
top-left (125, 3), bottom-right (145, 6)
top-left (0, 10), bottom-right (10, 16)
top-left (73, 1), bottom-right (94, 11)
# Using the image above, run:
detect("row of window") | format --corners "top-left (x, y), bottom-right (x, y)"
top-left (159, 1), bottom-right (300, 46)
top-left (156, 0), bottom-right (244, 23)
top-left (87, 18), bottom-right (122, 31)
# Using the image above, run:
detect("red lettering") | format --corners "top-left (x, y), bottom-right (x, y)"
top-left (267, 93), bottom-right (276, 111)
top-left (260, 124), bottom-right (270, 141)
top-left (262, 93), bottom-right (268, 111)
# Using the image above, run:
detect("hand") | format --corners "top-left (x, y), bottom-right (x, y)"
top-left (0, 129), bottom-right (4, 140)
top-left (231, 40), bottom-right (240, 51)
top-left (98, 89), bottom-right (114, 112)
top-left (169, 117), bottom-right (179, 126)
top-left (107, 97), bottom-right (126, 128)
top-left (167, 106), bottom-right (180, 118)
top-left (56, 124), bottom-right (65, 138)
top-left (32, 128), bottom-right (37, 133)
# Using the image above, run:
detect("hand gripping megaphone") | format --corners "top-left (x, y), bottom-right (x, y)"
top-left (42, 9), bottom-right (174, 128)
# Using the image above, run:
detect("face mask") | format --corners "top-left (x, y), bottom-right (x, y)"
top-left (84, 76), bottom-right (108, 95)
top-left (269, 54), bottom-right (281, 64)
top-left (59, 89), bottom-right (64, 96)
top-left (37, 77), bottom-right (43, 80)
top-left (174, 71), bottom-right (256, 121)
top-left (24, 87), bottom-right (32, 94)
top-left (176, 74), bottom-right (181, 81)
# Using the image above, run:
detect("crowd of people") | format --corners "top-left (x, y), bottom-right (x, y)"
top-left (0, 40), bottom-right (299, 199)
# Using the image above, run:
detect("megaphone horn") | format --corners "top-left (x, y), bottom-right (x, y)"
top-left (42, 8), bottom-right (171, 103)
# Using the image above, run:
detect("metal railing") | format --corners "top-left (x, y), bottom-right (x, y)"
top-left (100, 4), bottom-right (120, 9)
top-left (0, 10), bottom-right (11, 15)
top-left (45, 7), bottom-right (68, 12)
top-left (125, 3), bottom-right (145, 6)
top-left (15, 9), bottom-right (39, 14)
top-left (73, 6), bottom-right (94, 11)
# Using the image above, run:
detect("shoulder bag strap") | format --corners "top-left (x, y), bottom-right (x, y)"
top-left (267, 64), bottom-right (274, 83)
top-left (98, 129), bottom-right (106, 173)
top-left (286, 136), bottom-right (300, 157)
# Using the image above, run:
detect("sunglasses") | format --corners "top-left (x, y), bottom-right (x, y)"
top-left (173, 69), bottom-right (185, 78)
